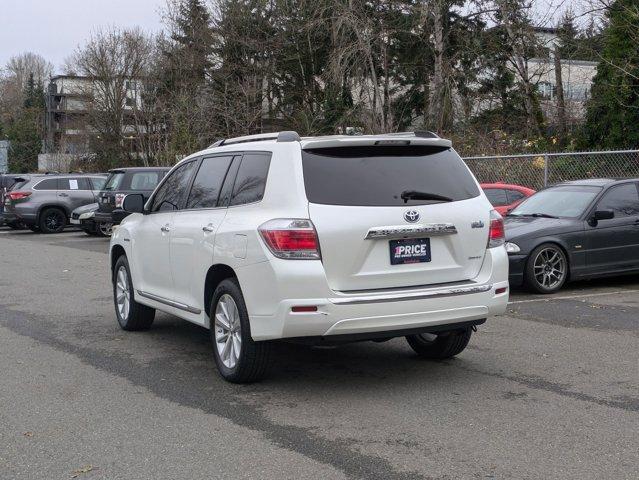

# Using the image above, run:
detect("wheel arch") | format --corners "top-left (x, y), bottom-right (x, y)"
top-left (204, 264), bottom-right (238, 318)
top-left (36, 203), bottom-right (71, 223)
top-left (110, 244), bottom-right (127, 279)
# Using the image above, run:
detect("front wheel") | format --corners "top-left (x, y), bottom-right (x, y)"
top-left (525, 243), bottom-right (568, 294)
top-left (113, 255), bottom-right (155, 331)
top-left (210, 279), bottom-right (272, 383)
top-left (406, 328), bottom-right (473, 359)
top-left (97, 222), bottom-right (113, 237)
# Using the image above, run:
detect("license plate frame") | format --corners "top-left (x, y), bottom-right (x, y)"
top-left (389, 238), bottom-right (431, 265)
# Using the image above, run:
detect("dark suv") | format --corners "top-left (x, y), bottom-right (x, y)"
top-left (3, 173), bottom-right (107, 233)
top-left (95, 167), bottom-right (169, 226)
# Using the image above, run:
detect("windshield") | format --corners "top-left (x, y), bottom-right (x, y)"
top-left (103, 172), bottom-right (125, 191)
top-left (302, 145), bottom-right (480, 206)
top-left (510, 185), bottom-right (601, 218)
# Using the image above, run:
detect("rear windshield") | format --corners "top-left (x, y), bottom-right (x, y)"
top-left (103, 172), bottom-right (125, 191)
top-left (301, 146), bottom-right (480, 206)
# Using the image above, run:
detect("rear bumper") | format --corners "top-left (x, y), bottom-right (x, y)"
top-left (238, 247), bottom-right (509, 341)
top-left (2, 210), bottom-right (36, 226)
top-left (507, 253), bottom-right (527, 286)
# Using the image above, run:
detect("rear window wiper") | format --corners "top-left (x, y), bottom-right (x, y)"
top-left (400, 190), bottom-right (453, 204)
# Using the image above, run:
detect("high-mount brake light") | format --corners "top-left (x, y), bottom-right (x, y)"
top-left (487, 210), bottom-right (505, 248)
top-left (258, 219), bottom-right (321, 260)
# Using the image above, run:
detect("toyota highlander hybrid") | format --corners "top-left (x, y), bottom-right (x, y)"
top-left (110, 131), bottom-right (509, 382)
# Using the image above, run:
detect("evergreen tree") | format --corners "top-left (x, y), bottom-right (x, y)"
top-left (581, 0), bottom-right (639, 149)
top-left (6, 72), bottom-right (45, 172)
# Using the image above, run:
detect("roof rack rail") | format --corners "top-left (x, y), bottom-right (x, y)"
top-left (209, 131), bottom-right (300, 148)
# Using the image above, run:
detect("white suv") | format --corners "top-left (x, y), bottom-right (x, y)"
top-left (110, 131), bottom-right (509, 382)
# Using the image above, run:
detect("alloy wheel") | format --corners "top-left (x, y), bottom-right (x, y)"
top-left (533, 247), bottom-right (566, 290)
top-left (115, 266), bottom-right (130, 320)
top-left (214, 294), bottom-right (242, 369)
top-left (99, 222), bottom-right (113, 236)
top-left (45, 211), bottom-right (64, 231)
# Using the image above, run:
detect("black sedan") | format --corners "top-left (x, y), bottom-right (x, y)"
top-left (505, 178), bottom-right (639, 293)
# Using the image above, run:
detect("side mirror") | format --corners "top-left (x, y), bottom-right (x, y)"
top-left (594, 209), bottom-right (614, 221)
top-left (122, 193), bottom-right (145, 214)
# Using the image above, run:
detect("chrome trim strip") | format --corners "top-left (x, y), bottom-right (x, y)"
top-left (137, 290), bottom-right (202, 314)
top-left (329, 284), bottom-right (493, 305)
top-left (365, 223), bottom-right (458, 240)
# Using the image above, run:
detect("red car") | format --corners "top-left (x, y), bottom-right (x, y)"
top-left (481, 182), bottom-right (536, 216)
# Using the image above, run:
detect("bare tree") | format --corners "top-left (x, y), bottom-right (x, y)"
top-left (69, 27), bottom-right (154, 168)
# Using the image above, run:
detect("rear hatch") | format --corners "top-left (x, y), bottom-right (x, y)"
top-left (98, 171), bottom-right (126, 213)
top-left (302, 143), bottom-right (489, 291)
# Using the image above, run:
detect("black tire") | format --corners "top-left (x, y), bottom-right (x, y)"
top-left (406, 328), bottom-right (473, 359)
top-left (210, 278), bottom-right (272, 383)
top-left (39, 207), bottom-right (67, 234)
top-left (524, 243), bottom-right (568, 294)
top-left (112, 255), bottom-right (155, 331)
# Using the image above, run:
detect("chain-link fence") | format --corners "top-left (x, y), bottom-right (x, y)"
top-left (463, 150), bottom-right (639, 190)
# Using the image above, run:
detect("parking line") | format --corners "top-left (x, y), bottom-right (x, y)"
top-left (509, 289), bottom-right (639, 304)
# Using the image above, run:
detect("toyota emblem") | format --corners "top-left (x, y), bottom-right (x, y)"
top-left (404, 210), bottom-right (420, 223)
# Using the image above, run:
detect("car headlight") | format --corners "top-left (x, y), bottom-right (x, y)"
top-left (504, 242), bottom-right (521, 253)
top-left (79, 212), bottom-right (95, 220)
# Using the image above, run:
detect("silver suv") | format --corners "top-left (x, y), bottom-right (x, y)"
top-left (3, 173), bottom-right (106, 233)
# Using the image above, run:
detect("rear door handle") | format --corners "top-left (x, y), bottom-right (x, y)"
top-left (202, 224), bottom-right (215, 233)
top-left (160, 225), bottom-right (170, 233)
top-left (58, 193), bottom-right (68, 197)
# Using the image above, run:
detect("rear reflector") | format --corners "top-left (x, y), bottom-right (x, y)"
top-left (487, 210), bottom-right (505, 248)
top-left (495, 287), bottom-right (507, 295)
top-left (259, 219), bottom-right (321, 259)
top-left (291, 306), bottom-right (318, 313)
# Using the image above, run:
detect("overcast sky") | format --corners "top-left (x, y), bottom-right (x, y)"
top-left (1, 0), bottom-right (583, 75)
top-left (0, 0), bottom-right (165, 73)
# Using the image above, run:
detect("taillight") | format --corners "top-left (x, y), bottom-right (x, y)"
top-left (115, 193), bottom-right (126, 208)
top-left (258, 219), bottom-right (321, 259)
top-left (487, 210), bottom-right (505, 248)
top-left (7, 191), bottom-right (31, 201)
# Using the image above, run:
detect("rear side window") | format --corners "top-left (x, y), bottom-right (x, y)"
top-left (302, 146), bottom-right (479, 206)
top-left (91, 177), bottom-right (106, 190)
top-left (230, 153), bottom-right (271, 206)
top-left (59, 178), bottom-right (91, 190)
top-left (187, 155), bottom-right (234, 209)
top-left (33, 178), bottom-right (58, 190)
top-left (484, 188), bottom-right (509, 206)
top-left (507, 189), bottom-right (526, 203)
top-left (129, 171), bottom-right (161, 190)
top-left (104, 173), bottom-right (125, 191)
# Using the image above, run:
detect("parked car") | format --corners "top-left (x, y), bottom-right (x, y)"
top-left (2, 173), bottom-right (107, 233)
top-left (505, 178), bottom-right (639, 294)
top-left (481, 182), bottom-right (536, 216)
top-left (70, 203), bottom-right (113, 237)
top-left (95, 167), bottom-right (169, 228)
top-left (110, 131), bottom-right (509, 383)
top-left (0, 174), bottom-right (25, 229)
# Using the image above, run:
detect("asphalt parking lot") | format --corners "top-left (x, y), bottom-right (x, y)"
top-left (0, 227), bottom-right (637, 480)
